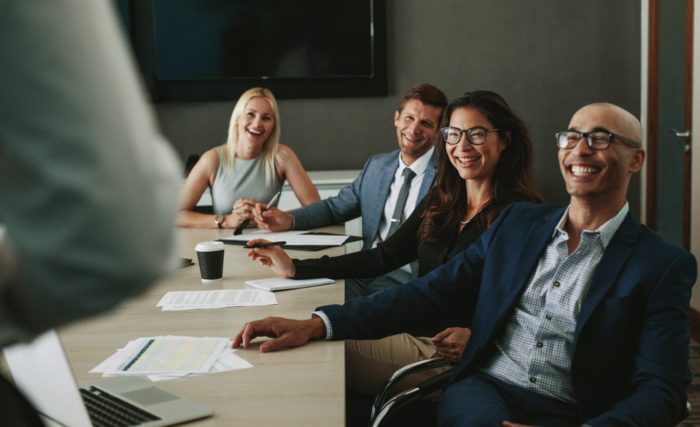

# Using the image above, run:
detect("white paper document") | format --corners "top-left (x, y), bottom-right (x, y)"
top-left (94, 336), bottom-right (227, 375)
top-left (245, 277), bottom-right (335, 291)
top-left (147, 348), bottom-right (253, 382)
top-left (91, 336), bottom-right (252, 381)
top-left (220, 230), bottom-right (349, 246)
top-left (157, 289), bottom-right (277, 311)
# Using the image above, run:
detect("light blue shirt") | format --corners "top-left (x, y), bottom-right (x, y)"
top-left (479, 202), bottom-right (629, 403)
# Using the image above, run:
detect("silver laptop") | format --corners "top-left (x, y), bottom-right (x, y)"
top-left (4, 330), bottom-right (213, 427)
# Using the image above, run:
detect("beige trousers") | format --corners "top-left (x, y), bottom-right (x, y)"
top-left (345, 333), bottom-right (451, 398)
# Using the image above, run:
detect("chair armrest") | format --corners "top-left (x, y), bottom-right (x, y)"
top-left (370, 358), bottom-right (452, 423)
top-left (371, 387), bottom-right (422, 427)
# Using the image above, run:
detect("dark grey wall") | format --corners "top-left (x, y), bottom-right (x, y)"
top-left (155, 0), bottom-right (641, 210)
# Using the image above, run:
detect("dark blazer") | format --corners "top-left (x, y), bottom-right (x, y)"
top-left (291, 149), bottom-right (437, 250)
top-left (292, 197), bottom-right (486, 279)
top-left (319, 202), bottom-right (697, 426)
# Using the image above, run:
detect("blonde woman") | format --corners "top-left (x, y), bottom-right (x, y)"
top-left (177, 87), bottom-right (320, 229)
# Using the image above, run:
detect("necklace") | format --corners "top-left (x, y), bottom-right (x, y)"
top-left (459, 206), bottom-right (487, 225)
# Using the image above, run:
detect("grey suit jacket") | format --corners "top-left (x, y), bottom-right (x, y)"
top-left (292, 149), bottom-right (437, 250)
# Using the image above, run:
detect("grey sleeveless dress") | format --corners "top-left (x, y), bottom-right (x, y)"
top-left (210, 146), bottom-right (282, 214)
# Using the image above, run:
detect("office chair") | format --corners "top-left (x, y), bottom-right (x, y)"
top-left (184, 154), bottom-right (200, 177)
top-left (370, 358), bottom-right (453, 427)
top-left (183, 154), bottom-right (214, 214)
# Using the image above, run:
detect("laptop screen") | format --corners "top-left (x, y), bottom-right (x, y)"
top-left (4, 329), bottom-right (214, 427)
top-left (4, 330), bottom-right (93, 427)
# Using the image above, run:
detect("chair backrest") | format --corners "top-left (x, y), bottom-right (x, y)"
top-left (184, 154), bottom-right (200, 177)
top-left (183, 154), bottom-right (214, 214)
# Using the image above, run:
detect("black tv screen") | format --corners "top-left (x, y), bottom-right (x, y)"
top-left (124, 0), bottom-right (386, 101)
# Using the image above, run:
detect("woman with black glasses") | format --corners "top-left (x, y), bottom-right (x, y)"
top-left (247, 90), bottom-right (542, 396)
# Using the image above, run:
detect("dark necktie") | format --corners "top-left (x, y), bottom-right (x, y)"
top-left (387, 168), bottom-right (416, 237)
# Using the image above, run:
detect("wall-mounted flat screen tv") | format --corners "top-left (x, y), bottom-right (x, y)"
top-left (122, 0), bottom-right (386, 101)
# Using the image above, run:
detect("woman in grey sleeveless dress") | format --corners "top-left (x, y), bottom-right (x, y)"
top-left (177, 87), bottom-right (319, 229)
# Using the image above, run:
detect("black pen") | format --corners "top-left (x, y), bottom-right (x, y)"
top-left (233, 191), bottom-right (281, 235)
top-left (246, 241), bottom-right (286, 249)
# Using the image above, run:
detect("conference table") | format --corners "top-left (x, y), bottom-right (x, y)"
top-left (58, 226), bottom-right (348, 426)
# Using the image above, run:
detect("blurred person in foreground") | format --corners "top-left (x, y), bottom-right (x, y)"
top-left (0, 1), bottom-right (180, 423)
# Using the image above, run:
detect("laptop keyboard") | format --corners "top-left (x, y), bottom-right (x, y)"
top-left (80, 386), bottom-right (161, 427)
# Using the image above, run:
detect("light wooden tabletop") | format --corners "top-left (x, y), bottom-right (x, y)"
top-left (59, 227), bottom-right (347, 426)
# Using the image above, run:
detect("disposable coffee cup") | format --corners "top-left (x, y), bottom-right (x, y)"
top-left (195, 241), bottom-right (225, 283)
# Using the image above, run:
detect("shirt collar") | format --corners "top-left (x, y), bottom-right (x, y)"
top-left (553, 201), bottom-right (629, 248)
top-left (398, 146), bottom-right (434, 177)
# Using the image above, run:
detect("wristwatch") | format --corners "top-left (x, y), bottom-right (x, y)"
top-left (214, 214), bottom-right (224, 228)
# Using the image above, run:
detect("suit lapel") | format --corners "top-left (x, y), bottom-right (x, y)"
top-left (452, 206), bottom-right (564, 380)
top-left (367, 154), bottom-right (398, 240)
top-left (574, 214), bottom-right (639, 338)
top-left (489, 208), bottom-right (565, 324)
top-left (418, 150), bottom-right (437, 199)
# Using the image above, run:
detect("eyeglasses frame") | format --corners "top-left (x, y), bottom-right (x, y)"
top-left (441, 126), bottom-right (501, 146)
top-left (555, 130), bottom-right (642, 150)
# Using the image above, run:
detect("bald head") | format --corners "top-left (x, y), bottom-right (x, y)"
top-left (569, 103), bottom-right (642, 145)
top-left (559, 102), bottom-right (646, 214)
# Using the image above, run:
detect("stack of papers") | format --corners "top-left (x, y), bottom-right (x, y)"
top-left (156, 289), bottom-right (277, 311)
top-left (91, 336), bottom-right (252, 382)
top-left (245, 277), bottom-right (335, 292)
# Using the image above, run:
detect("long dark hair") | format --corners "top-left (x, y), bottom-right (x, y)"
top-left (418, 90), bottom-right (541, 241)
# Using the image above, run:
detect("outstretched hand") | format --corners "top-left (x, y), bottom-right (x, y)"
top-left (246, 239), bottom-right (296, 277)
top-left (431, 327), bottom-right (471, 362)
top-left (232, 316), bottom-right (326, 353)
top-left (253, 206), bottom-right (294, 231)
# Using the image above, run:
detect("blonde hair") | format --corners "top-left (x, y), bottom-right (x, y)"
top-left (221, 87), bottom-right (281, 185)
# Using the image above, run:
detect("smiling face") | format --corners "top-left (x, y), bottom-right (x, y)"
top-left (393, 99), bottom-right (442, 164)
top-left (558, 104), bottom-right (644, 206)
top-left (236, 96), bottom-right (275, 158)
top-left (446, 107), bottom-right (507, 184)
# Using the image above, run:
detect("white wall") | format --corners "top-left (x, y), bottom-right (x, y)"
top-left (642, 1), bottom-right (699, 309)
top-left (690, 3), bottom-right (700, 310)
top-left (640, 0), bottom-right (649, 224)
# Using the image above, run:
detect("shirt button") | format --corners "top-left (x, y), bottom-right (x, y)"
top-left (553, 281), bottom-right (561, 288)
top-left (529, 376), bottom-right (537, 383)
top-left (545, 314), bottom-right (552, 320)
top-left (536, 341), bottom-right (543, 348)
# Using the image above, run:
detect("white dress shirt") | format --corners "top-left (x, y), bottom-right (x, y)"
top-left (375, 146), bottom-right (435, 246)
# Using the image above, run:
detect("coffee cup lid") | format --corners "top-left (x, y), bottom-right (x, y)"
top-left (195, 241), bottom-right (225, 252)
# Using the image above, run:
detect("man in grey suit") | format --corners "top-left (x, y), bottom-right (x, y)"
top-left (256, 83), bottom-right (447, 298)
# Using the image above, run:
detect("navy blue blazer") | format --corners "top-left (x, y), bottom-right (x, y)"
top-left (320, 202), bottom-right (697, 426)
top-left (291, 149), bottom-right (437, 250)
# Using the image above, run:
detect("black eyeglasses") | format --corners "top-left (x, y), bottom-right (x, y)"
top-left (555, 130), bottom-right (641, 150)
top-left (440, 126), bottom-right (500, 145)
